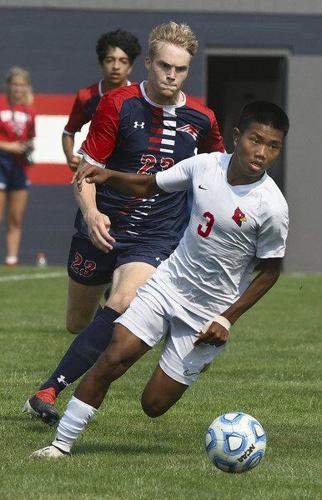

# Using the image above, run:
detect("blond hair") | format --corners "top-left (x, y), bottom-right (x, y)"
top-left (149, 21), bottom-right (198, 59)
top-left (6, 66), bottom-right (33, 106)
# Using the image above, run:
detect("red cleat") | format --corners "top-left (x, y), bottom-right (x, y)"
top-left (22, 387), bottom-right (60, 426)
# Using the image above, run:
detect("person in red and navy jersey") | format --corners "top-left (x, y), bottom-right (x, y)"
top-left (23, 22), bottom-right (224, 426)
top-left (76, 81), bottom-right (223, 245)
top-left (0, 66), bottom-right (35, 266)
top-left (62, 30), bottom-right (141, 172)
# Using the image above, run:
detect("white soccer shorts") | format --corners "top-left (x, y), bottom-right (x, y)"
top-left (115, 282), bottom-right (226, 386)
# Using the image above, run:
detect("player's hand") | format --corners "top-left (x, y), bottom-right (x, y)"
top-left (194, 319), bottom-right (229, 347)
top-left (67, 155), bottom-right (81, 172)
top-left (72, 165), bottom-right (109, 191)
top-left (6, 141), bottom-right (28, 155)
top-left (84, 208), bottom-right (115, 253)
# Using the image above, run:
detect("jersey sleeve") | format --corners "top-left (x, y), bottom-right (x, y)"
top-left (256, 204), bottom-right (289, 259)
top-left (197, 109), bottom-right (225, 154)
top-left (156, 155), bottom-right (197, 193)
top-left (64, 92), bottom-right (87, 134)
top-left (79, 94), bottom-right (119, 166)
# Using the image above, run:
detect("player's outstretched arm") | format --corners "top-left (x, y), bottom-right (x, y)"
top-left (73, 164), bottom-right (160, 198)
top-left (222, 257), bottom-right (282, 325)
top-left (195, 258), bottom-right (282, 346)
top-left (74, 159), bottom-right (115, 253)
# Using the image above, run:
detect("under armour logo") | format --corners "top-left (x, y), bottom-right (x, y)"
top-left (57, 375), bottom-right (68, 387)
top-left (134, 121), bottom-right (145, 129)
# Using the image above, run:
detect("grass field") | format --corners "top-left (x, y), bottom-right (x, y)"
top-left (0, 266), bottom-right (321, 499)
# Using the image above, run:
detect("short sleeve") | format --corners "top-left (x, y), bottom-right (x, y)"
top-left (256, 205), bottom-right (289, 259)
top-left (64, 92), bottom-right (87, 134)
top-left (197, 109), bottom-right (225, 154)
top-left (79, 94), bottom-right (119, 164)
top-left (156, 154), bottom-right (202, 193)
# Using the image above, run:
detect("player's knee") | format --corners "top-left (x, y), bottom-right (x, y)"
top-left (96, 349), bottom-right (133, 383)
top-left (8, 216), bottom-right (22, 229)
top-left (140, 394), bottom-right (166, 418)
top-left (65, 317), bottom-right (88, 335)
top-left (106, 291), bottom-right (134, 314)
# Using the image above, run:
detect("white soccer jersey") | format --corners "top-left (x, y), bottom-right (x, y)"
top-left (149, 151), bottom-right (289, 320)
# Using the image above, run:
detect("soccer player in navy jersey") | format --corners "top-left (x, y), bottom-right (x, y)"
top-left (23, 22), bottom-right (224, 426)
top-left (62, 30), bottom-right (141, 335)
top-left (62, 30), bottom-right (141, 172)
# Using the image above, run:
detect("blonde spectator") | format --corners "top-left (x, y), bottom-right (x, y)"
top-left (0, 66), bottom-right (35, 266)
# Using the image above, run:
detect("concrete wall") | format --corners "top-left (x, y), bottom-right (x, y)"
top-left (285, 56), bottom-right (322, 272)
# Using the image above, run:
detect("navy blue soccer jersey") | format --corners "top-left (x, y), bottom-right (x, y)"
top-left (77, 81), bottom-right (224, 244)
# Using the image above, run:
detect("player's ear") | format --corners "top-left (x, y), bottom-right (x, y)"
top-left (233, 127), bottom-right (241, 148)
top-left (145, 56), bottom-right (151, 70)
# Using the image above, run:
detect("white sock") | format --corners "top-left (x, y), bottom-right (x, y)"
top-left (52, 396), bottom-right (97, 453)
top-left (5, 256), bottom-right (18, 265)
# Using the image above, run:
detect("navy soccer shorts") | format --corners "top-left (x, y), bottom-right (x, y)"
top-left (67, 232), bottom-right (176, 286)
top-left (0, 154), bottom-right (30, 191)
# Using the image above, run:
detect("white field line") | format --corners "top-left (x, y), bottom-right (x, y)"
top-left (0, 271), bottom-right (66, 283)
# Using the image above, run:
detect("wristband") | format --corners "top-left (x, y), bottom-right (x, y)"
top-left (201, 315), bottom-right (231, 333)
top-left (214, 315), bottom-right (231, 331)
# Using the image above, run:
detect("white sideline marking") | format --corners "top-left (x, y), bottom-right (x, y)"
top-left (0, 271), bottom-right (66, 283)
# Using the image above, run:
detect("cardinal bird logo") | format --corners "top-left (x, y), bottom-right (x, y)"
top-left (232, 207), bottom-right (247, 227)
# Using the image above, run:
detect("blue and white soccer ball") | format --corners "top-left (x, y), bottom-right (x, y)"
top-left (205, 412), bottom-right (266, 473)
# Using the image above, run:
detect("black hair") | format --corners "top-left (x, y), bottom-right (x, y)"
top-left (237, 101), bottom-right (289, 137)
top-left (96, 29), bottom-right (141, 65)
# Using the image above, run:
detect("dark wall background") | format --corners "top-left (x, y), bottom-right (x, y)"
top-left (0, 8), bottom-right (321, 95)
top-left (0, 8), bottom-right (321, 266)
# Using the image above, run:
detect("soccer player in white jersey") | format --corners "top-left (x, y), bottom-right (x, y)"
top-left (30, 101), bottom-right (289, 458)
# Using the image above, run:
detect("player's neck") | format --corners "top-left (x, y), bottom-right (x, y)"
top-left (103, 80), bottom-right (128, 93)
top-left (144, 82), bottom-right (184, 106)
top-left (227, 154), bottom-right (264, 186)
top-left (8, 96), bottom-right (23, 106)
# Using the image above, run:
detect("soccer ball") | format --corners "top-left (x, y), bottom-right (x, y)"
top-left (205, 412), bottom-right (266, 473)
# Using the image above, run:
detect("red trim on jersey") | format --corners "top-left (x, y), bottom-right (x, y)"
top-left (152, 107), bottom-right (163, 117)
top-left (80, 83), bottom-right (142, 164)
top-left (64, 82), bottom-right (100, 134)
top-left (185, 95), bottom-right (224, 153)
top-left (151, 127), bottom-right (163, 134)
top-left (149, 137), bottom-right (162, 144)
top-left (152, 117), bottom-right (163, 126)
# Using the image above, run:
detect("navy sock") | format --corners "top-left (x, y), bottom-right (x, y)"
top-left (40, 307), bottom-right (120, 395)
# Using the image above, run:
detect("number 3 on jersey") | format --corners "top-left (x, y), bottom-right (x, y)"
top-left (197, 211), bottom-right (215, 238)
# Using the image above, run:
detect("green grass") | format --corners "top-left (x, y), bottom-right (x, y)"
top-left (0, 267), bottom-right (321, 499)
